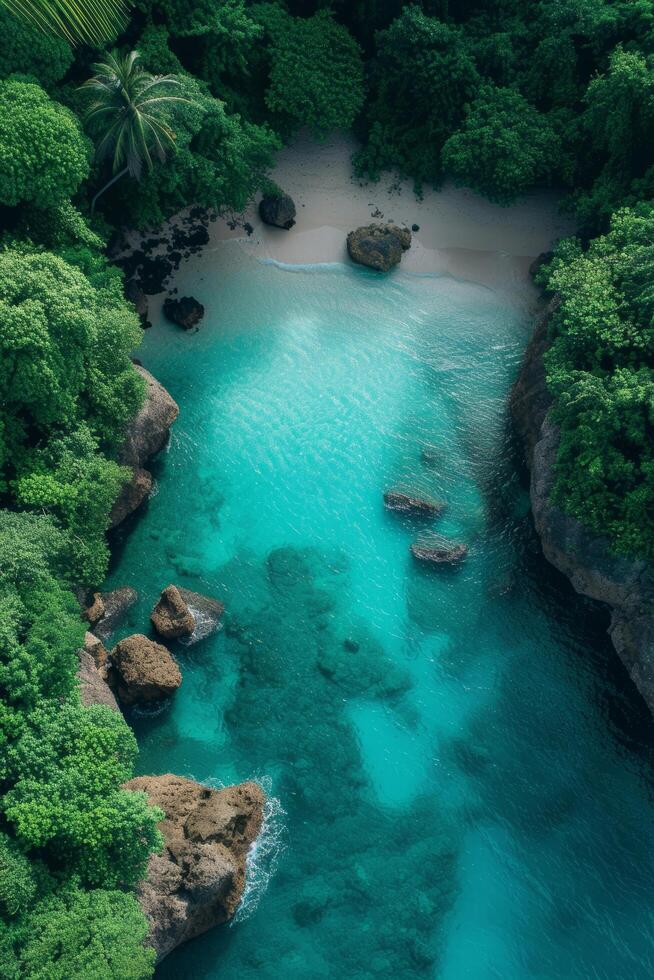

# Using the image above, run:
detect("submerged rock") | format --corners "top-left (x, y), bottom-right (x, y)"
top-left (111, 634), bottom-right (182, 705)
top-left (347, 224), bottom-right (411, 272)
top-left (151, 585), bottom-right (196, 640)
top-left (410, 535), bottom-right (468, 566)
top-left (384, 490), bottom-right (445, 518)
top-left (259, 192), bottom-right (296, 229)
top-left (124, 774), bottom-right (265, 962)
top-left (119, 366), bottom-right (179, 469)
top-left (163, 295), bottom-right (205, 330)
top-left (89, 586), bottom-right (138, 641)
top-left (110, 466), bottom-right (153, 528)
top-left (420, 444), bottom-right (443, 468)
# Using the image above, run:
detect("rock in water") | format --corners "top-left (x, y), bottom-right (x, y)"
top-left (86, 586), bottom-right (138, 641)
top-left (123, 774), bottom-right (265, 962)
top-left (151, 585), bottom-right (196, 639)
top-left (177, 588), bottom-right (225, 643)
top-left (110, 466), bottom-right (153, 528)
top-left (111, 634), bottom-right (182, 704)
top-left (347, 224), bottom-right (411, 272)
top-left (410, 535), bottom-right (468, 566)
top-left (119, 366), bottom-right (179, 468)
top-left (259, 192), bottom-right (296, 229)
top-left (383, 490), bottom-right (445, 517)
top-left (163, 295), bottom-right (205, 330)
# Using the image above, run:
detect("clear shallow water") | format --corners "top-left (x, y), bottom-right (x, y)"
top-left (108, 245), bottom-right (654, 979)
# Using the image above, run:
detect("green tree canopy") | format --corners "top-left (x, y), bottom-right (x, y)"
top-left (0, 10), bottom-right (73, 88)
top-left (252, 4), bottom-right (365, 137)
top-left (538, 205), bottom-right (654, 556)
top-left (0, 79), bottom-right (90, 209)
top-left (442, 85), bottom-right (561, 202)
top-left (3, 703), bottom-right (162, 887)
top-left (0, 247), bottom-right (143, 480)
top-left (355, 6), bottom-right (480, 185)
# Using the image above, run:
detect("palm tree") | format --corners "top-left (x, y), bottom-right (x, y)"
top-left (81, 51), bottom-right (189, 213)
top-left (1, 0), bottom-right (127, 45)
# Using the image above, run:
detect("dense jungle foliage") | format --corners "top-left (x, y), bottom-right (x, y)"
top-left (2, 0), bottom-right (654, 975)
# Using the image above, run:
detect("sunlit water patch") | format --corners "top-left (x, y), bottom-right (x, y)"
top-left (106, 245), bottom-right (654, 979)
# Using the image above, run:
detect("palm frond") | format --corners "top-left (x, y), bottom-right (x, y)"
top-left (1, 0), bottom-right (128, 45)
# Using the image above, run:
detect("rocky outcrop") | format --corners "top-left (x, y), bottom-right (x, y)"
top-left (120, 366), bottom-right (179, 469)
top-left (124, 774), bottom-right (265, 962)
top-left (78, 633), bottom-right (118, 711)
top-left (511, 299), bottom-right (654, 711)
top-left (151, 585), bottom-right (225, 643)
top-left (347, 224), bottom-right (411, 272)
top-left (384, 489), bottom-right (445, 517)
top-left (110, 467), bottom-right (153, 528)
top-left (151, 585), bottom-right (196, 640)
top-left (85, 586), bottom-right (138, 641)
top-left (110, 634), bottom-right (182, 705)
top-left (125, 279), bottom-right (151, 329)
top-left (163, 296), bottom-right (205, 330)
top-left (411, 535), bottom-right (468, 565)
top-left (259, 192), bottom-right (296, 229)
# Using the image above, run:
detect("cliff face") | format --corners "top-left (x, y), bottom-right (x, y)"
top-left (510, 302), bottom-right (654, 711)
top-left (124, 775), bottom-right (265, 962)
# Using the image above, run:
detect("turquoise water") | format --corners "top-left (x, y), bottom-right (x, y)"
top-left (108, 244), bottom-right (654, 979)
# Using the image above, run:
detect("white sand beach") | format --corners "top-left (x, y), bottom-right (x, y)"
top-left (133, 132), bottom-right (576, 317)
top-left (211, 132), bottom-right (575, 281)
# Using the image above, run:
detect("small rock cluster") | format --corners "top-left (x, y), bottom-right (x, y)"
top-left (82, 583), bottom-right (224, 707)
top-left (383, 472), bottom-right (468, 566)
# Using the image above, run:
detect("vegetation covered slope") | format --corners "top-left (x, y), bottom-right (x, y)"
top-left (2, 0), bottom-right (654, 976)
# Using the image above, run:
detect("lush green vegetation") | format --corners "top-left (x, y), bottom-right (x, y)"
top-left (2, 0), bottom-right (654, 974)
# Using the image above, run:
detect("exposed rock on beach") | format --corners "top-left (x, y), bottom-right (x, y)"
top-left (163, 295), bottom-right (205, 330)
top-left (347, 223), bottom-right (411, 272)
top-left (259, 191), bottom-right (296, 229)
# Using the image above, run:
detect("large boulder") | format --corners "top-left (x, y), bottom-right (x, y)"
top-left (151, 585), bottom-right (196, 640)
top-left (111, 634), bottom-right (182, 705)
top-left (110, 467), bottom-right (153, 528)
top-left (85, 586), bottom-right (138, 642)
top-left (259, 192), bottom-right (296, 230)
top-left (124, 774), bottom-right (265, 962)
top-left (511, 297), bottom-right (654, 712)
top-left (163, 296), bottom-right (205, 331)
top-left (151, 585), bottom-right (225, 643)
top-left (120, 366), bottom-right (179, 469)
top-left (347, 223), bottom-right (411, 272)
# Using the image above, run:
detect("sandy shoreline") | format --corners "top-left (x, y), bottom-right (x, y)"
top-left (128, 132), bottom-right (576, 317)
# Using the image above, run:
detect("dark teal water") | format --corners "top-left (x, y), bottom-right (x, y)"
top-left (108, 245), bottom-right (654, 979)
